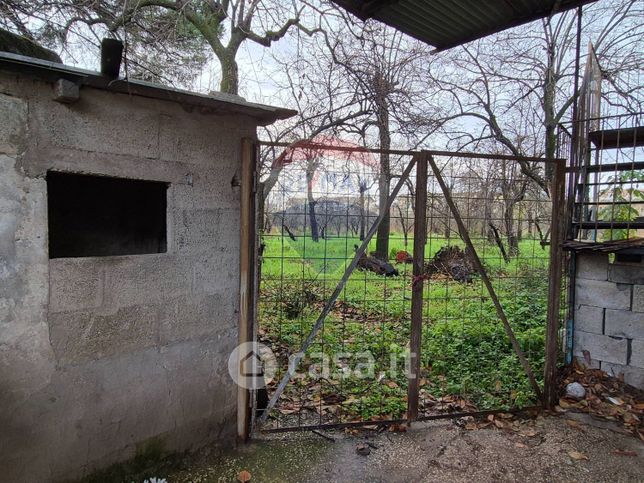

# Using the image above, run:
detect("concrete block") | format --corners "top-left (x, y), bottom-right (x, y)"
top-left (20, 144), bottom-right (195, 183)
top-left (573, 330), bottom-right (628, 365)
top-left (192, 255), bottom-right (238, 295)
top-left (0, 93), bottom-right (27, 155)
top-left (159, 113), bottom-right (239, 165)
top-left (49, 259), bottom-right (103, 313)
top-left (608, 263), bottom-right (644, 284)
top-left (604, 309), bottom-right (644, 340)
top-left (49, 304), bottom-right (160, 365)
top-left (633, 285), bottom-right (644, 313)
top-left (158, 294), bottom-right (236, 345)
top-left (0, 155), bottom-right (21, 214)
top-left (175, 209), bottom-right (223, 251)
top-left (102, 255), bottom-right (192, 309)
top-left (173, 177), bottom-right (239, 212)
top-left (13, 260), bottom-right (48, 311)
top-left (574, 355), bottom-right (600, 369)
top-left (0, 213), bottom-right (19, 298)
top-left (576, 253), bottom-right (609, 281)
top-left (29, 89), bottom-right (160, 159)
top-left (601, 361), bottom-right (644, 389)
top-left (574, 305), bottom-right (604, 335)
top-left (13, 176), bottom-right (48, 257)
top-left (631, 339), bottom-right (644, 369)
top-left (53, 79), bottom-right (80, 104)
top-left (575, 278), bottom-right (631, 310)
top-left (0, 319), bottom-right (56, 408)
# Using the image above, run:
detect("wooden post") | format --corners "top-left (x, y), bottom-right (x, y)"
top-left (544, 160), bottom-right (566, 408)
top-left (238, 137), bottom-right (256, 441)
top-left (407, 153), bottom-right (427, 422)
top-left (426, 154), bottom-right (543, 401)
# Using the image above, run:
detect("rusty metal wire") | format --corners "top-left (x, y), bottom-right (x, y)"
top-left (255, 140), bottom-right (562, 431)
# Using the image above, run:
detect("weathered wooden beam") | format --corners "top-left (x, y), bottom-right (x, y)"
top-left (238, 137), bottom-right (256, 441)
top-left (544, 160), bottom-right (567, 408)
top-left (407, 153), bottom-right (428, 422)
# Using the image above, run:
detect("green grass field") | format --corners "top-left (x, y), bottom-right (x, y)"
top-left (258, 232), bottom-right (550, 423)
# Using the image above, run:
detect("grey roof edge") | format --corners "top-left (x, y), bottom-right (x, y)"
top-left (0, 51), bottom-right (297, 126)
top-left (332, 0), bottom-right (598, 52)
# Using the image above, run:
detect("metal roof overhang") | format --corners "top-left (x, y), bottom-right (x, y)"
top-left (332, 0), bottom-right (598, 52)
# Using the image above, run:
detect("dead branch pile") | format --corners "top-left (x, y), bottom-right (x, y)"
top-left (425, 246), bottom-right (476, 283)
top-left (355, 245), bottom-right (399, 277)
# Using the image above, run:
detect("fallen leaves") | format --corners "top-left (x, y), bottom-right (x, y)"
top-left (567, 450), bottom-right (589, 461)
top-left (493, 419), bottom-right (506, 429)
top-left (612, 449), bottom-right (637, 457)
top-left (558, 360), bottom-right (644, 438)
top-left (356, 443), bottom-right (371, 456)
top-left (420, 393), bottom-right (478, 413)
top-left (607, 396), bottom-right (624, 406)
top-left (519, 428), bottom-right (539, 438)
top-left (388, 423), bottom-right (407, 433)
top-left (237, 470), bottom-right (252, 482)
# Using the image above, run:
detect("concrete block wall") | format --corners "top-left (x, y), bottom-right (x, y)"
top-left (0, 71), bottom-right (256, 481)
top-left (573, 252), bottom-right (644, 388)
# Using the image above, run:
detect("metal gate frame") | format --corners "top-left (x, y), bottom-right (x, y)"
top-left (241, 140), bottom-right (567, 436)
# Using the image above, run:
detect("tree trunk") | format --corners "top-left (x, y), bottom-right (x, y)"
top-left (489, 223), bottom-right (510, 263)
top-left (219, 50), bottom-right (239, 94)
top-left (359, 187), bottom-right (366, 241)
top-left (482, 185), bottom-right (494, 241)
top-left (543, 43), bottom-right (557, 186)
top-left (306, 160), bottom-right (319, 242)
top-left (503, 203), bottom-right (519, 256)
top-left (308, 199), bottom-right (319, 242)
top-left (373, 75), bottom-right (391, 261)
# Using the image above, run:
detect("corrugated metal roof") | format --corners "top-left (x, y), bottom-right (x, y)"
top-left (333, 0), bottom-right (598, 51)
top-left (0, 51), bottom-right (296, 126)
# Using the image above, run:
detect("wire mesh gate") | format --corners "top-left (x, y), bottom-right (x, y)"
top-left (250, 140), bottom-right (565, 433)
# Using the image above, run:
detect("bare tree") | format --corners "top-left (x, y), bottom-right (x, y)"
top-left (271, 16), bottom-right (439, 257)
top-left (425, 0), bottom-right (643, 195)
top-left (325, 22), bottom-right (437, 260)
top-left (0, 0), bottom-right (321, 93)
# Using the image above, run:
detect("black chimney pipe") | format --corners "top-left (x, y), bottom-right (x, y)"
top-left (100, 38), bottom-right (123, 79)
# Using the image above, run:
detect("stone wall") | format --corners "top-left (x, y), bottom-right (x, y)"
top-left (573, 252), bottom-right (644, 388)
top-left (0, 71), bottom-right (255, 481)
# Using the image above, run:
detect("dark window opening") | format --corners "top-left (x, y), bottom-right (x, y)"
top-left (615, 253), bottom-right (642, 264)
top-left (47, 172), bottom-right (167, 258)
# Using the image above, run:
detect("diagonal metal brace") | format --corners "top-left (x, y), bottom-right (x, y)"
top-left (256, 154), bottom-right (420, 427)
top-left (426, 153), bottom-right (543, 400)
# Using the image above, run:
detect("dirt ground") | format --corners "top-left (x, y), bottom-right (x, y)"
top-left (162, 412), bottom-right (643, 483)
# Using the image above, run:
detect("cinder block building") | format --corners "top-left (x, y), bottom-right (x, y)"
top-left (570, 245), bottom-right (644, 389)
top-left (0, 51), bottom-right (292, 481)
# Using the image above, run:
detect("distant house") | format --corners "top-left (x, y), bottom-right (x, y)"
top-left (0, 51), bottom-right (293, 481)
